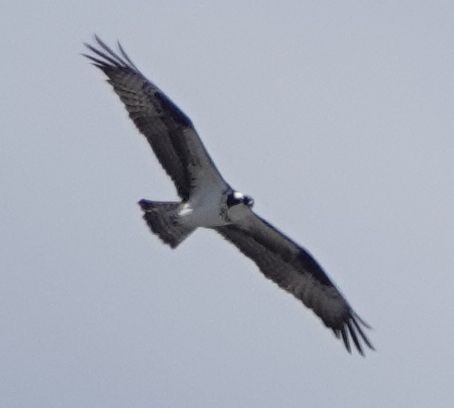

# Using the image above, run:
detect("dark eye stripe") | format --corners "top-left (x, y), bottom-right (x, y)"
top-left (227, 193), bottom-right (242, 207)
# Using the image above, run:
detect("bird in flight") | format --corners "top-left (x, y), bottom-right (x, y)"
top-left (84, 36), bottom-right (373, 355)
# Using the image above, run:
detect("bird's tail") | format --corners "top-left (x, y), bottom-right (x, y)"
top-left (138, 199), bottom-right (195, 248)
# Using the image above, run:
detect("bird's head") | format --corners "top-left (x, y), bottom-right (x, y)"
top-left (227, 191), bottom-right (254, 208)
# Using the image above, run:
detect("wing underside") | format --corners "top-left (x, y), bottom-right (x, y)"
top-left (84, 36), bottom-right (226, 200)
top-left (216, 213), bottom-right (374, 355)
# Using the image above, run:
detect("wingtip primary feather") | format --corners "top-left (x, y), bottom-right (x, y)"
top-left (353, 312), bottom-right (373, 330)
top-left (340, 327), bottom-right (352, 354)
top-left (351, 314), bottom-right (375, 351)
top-left (83, 35), bottom-right (145, 82)
top-left (342, 312), bottom-right (375, 355)
top-left (331, 309), bottom-right (374, 355)
top-left (117, 40), bottom-right (140, 71)
top-left (347, 319), bottom-right (364, 356)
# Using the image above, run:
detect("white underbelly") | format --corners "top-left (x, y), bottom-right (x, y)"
top-left (178, 190), bottom-right (227, 228)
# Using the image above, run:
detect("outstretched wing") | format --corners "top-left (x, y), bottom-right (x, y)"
top-left (84, 36), bottom-right (227, 201)
top-left (215, 212), bottom-right (374, 355)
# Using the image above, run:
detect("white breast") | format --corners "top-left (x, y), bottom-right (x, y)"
top-left (178, 186), bottom-right (227, 228)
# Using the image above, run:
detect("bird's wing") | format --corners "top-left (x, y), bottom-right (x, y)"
top-left (215, 212), bottom-right (373, 355)
top-left (84, 36), bottom-right (227, 201)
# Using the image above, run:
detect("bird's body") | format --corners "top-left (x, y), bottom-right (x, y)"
top-left (85, 36), bottom-right (374, 355)
top-left (177, 187), bottom-right (233, 228)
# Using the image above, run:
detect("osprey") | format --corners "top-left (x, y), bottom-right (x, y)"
top-left (84, 36), bottom-right (374, 355)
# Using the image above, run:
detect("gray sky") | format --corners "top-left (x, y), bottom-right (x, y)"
top-left (2, 1), bottom-right (454, 407)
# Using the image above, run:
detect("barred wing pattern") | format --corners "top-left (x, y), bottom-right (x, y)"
top-left (216, 212), bottom-right (373, 355)
top-left (84, 36), bottom-right (227, 201)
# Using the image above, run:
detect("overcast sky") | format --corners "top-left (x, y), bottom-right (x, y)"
top-left (2, 1), bottom-right (454, 407)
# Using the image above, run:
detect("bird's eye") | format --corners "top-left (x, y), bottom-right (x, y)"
top-left (244, 196), bottom-right (254, 208)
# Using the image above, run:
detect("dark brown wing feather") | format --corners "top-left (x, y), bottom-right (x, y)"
top-left (215, 212), bottom-right (374, 355)
top-left (84, 36), bottom-right (226, 200)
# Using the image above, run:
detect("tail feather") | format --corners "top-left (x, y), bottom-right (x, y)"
top-left (138, 199), bottom-right (194, 248)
